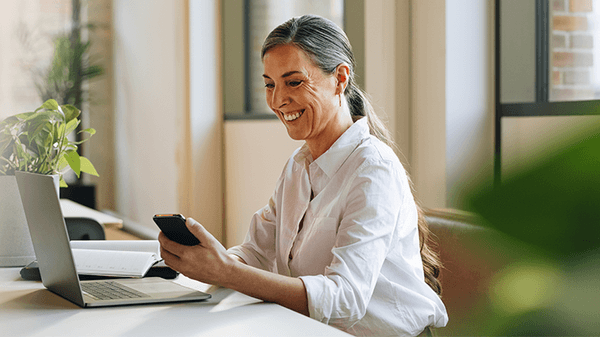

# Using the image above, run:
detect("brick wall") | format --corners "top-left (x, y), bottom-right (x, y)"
top-left (551, 0), bottom-right (599, 101)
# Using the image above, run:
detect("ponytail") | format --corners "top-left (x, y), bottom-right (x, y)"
top-left (417, 206), bottom-right (443, 295)
top-left (345, 83), bottom-right (396, 150)
top-left (347, 82), bottom-right (443, 296)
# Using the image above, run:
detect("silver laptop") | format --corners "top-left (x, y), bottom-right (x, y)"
top-left (16, 171), bottom-right (211, 307)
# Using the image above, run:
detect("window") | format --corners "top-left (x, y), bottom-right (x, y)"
top-left (495, 0), bottom-right (600, 183)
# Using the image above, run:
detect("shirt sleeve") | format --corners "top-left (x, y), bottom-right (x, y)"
top-left (300, 158), bottom-right (415, 330)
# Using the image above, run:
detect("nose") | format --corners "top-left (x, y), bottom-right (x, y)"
top-left (269, 85), bottom-right (289, 110)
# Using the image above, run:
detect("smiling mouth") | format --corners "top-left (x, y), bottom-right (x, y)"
top-left (283, 110), bottom-right (304, 122)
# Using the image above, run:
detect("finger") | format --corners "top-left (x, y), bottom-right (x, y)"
top-left (160, 247), bottom-right (182, 270)
top-left (160, 245), bottom-right (179, 261)
top-left (158, 230), bottom-right (186, 257)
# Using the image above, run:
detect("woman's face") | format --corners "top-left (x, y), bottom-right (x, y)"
top-left (262, 44), bottom-right (341, 146)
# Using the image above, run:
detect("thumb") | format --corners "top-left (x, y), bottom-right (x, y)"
top-left (186, 217), bottom-right (211, 243)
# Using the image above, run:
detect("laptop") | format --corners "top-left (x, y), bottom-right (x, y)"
top-left (15, 171), bottom-right (211, 307)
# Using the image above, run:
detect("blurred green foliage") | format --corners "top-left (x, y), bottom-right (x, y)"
top-left (34, 33), bottom-right (103, 108)
top-left (468, 128), bottom-right (600, 335)
top-left (471, 131), bottom-right (600, 258)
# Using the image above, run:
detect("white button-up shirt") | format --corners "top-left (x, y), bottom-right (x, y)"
top-left (228, 118), bottom-right (448, 336)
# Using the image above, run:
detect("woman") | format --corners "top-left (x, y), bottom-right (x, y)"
top-left (159, 15), bottom-right (448, 336)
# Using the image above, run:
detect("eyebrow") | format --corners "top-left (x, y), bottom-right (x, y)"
top-left (262, 70), bottom-right (304, 80)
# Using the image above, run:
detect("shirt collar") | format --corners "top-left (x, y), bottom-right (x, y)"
top-left (309, 117), bottom-right (370, 178)
top-left (294, 143), bottom-right (313, 166)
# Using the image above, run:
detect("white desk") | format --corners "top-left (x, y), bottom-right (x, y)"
top-left (60, 199), bottom-right (124, 229)
top-left (0, 268), bottom-right (350, 337)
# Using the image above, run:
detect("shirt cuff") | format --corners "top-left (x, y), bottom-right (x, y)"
top-left (227, 246), bottom-right (263, 270)
top-left (299, 274), bottom-right (365, 331)
top-left (299, 274), bottom-right (327, 323)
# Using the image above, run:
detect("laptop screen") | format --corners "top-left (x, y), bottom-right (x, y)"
top-left (16, 171), bottom-right (85, 306)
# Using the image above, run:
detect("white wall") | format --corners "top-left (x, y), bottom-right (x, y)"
top-left (410, 0), bottom-right (449, 208)
top-left (364, 0), bottom-right (400, 161)
top-left (363, 0), bottom-right (411, 169)
top-left (0, 0), bottom-right (67, 120)
top-left (112, 0), bottom-right (223, 239)
top-left (224, 119), bottom-right (302, 247)
top-left (113, 0), bottom-right (187, 232)
top-left (87, 0), bottom-right (115, 211)
top-left (189, 0), bottom-right (223, 240)
top-left (445, 0), bottom-right (495, 208)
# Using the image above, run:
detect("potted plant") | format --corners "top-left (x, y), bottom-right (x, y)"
top-left (0, 99), bottom-right (98, 267)
top-left (18, 0), bottom-right (104, 208)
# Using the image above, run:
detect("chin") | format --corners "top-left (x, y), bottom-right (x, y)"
top-left (284, 128), bottom-right (306, 141)
top-left (286, 132), bottom-right (304, 141)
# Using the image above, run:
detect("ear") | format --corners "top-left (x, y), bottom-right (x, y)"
top-left (334, 63), bottom-right (350, 95)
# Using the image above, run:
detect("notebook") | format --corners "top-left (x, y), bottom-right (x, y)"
top-left (15, 171), bottom-right (211, 307)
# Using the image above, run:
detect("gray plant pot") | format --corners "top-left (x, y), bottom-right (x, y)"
top-left (0, 174), bottom-right (59, 267)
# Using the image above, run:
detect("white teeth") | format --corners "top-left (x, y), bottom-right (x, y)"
top-left (283, 111), bottom-right (303, 121)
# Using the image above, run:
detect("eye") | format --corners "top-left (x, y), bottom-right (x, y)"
top-left (264, 83), bottom-right (274, 89)
top-left (288, 80), bottom-right (302, 87)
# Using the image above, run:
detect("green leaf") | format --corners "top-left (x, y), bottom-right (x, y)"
top-left (29, 121), bottom-right (51, 149)
top-left (0, 132), bottom-right (13, 157)
top-left (61, 104), bottom-right (80, 123)
top-left (60, 176), bottom-right (68, 188)
top-left (64, 118), bottom-right (80, 136)
top-left (83, 65), bottom-right (103, 79)
top-left (36, 99), bottom-right (59, 112)
top-left (0, 117), bottom-right (17, 131)
top-left (63, 150), bottom-right (81, 178)
top-left (78, 128), bottom-right (96, 136)
top-left (43, 132), bottom-right (53, 148)
top-left (469, 131), bottom-right (600, 257)
top-left (56, 104), bottom-right (65, 118)
top-left (57, 156), bottom-right (69, 171)
top-left (79, 156), bottom-right (99, 176)
top-left (26, 111), bottom-right (62, 125)
top-left (15, 143), bottom-right (30, 165)
top-left (1, 112), bottom-right (33, 130)
top-left (55, 123), bottom-right (67, 145)
top-left (52, 123), bottom-right (60, 144)
top-left (72, 128), bottom-right (96, 145)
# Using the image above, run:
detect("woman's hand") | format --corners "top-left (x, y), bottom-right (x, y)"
top-left (159, 217), bottom-right (309, 316)
top-left (158, 217), bottom-right (235, 286)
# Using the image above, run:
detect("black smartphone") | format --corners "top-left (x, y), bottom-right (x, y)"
top-left (153, 214), bottom-right (200, 246)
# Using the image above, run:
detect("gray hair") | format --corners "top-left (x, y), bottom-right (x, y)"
top-left (261, 14), bottom-right (394, 148)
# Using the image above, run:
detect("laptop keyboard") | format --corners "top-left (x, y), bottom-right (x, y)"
top-left (81, 281), bottom-right (150, 300)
